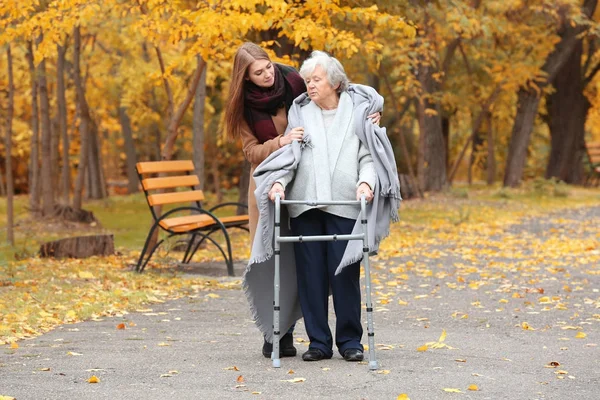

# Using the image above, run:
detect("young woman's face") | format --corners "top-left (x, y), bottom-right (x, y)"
top-left (246, 59), bottom-right (275, 88)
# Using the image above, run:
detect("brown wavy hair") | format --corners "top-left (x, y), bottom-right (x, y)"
top-left (224, 42), bottom-right (271, 140)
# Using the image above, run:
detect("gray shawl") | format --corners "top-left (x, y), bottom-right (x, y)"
top-left (243, 83), bottom-right (401, 342)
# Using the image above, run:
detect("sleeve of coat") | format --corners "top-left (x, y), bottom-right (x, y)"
top-left (240, 120), bottom-right (282, 166)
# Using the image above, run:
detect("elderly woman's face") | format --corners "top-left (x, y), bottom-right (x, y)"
top-left (247, 59), bottom-right (275, 88)
top-left (305, 65), bottom-right (339, 108)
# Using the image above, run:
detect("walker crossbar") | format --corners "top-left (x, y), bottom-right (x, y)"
top-left (278, 234), bottom-right (364, 243)
top-left (272, 194), bottom-right (378, 371)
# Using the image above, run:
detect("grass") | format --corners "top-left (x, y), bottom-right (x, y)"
top-left (0, 189), bottom-right (243, 264)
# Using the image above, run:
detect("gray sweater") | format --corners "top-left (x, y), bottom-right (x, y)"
top-left (277, 91), bottom-right (377, 219)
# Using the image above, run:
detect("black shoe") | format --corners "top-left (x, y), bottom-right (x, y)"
top-left (302, 348), bottom-right (330, 361)
top-left (280, 332), bottom-right (297, 357)
top-left (343, 348), bottom-right (364, 362)
top-left (262, 333), bottom-right (297, 358)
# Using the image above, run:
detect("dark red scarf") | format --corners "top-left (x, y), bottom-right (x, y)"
top-left (244, 64), bottom-right (306, 144)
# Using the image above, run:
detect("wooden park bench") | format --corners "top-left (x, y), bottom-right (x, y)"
top-left (136, 160), bottom-right (249, 276)
top-left (585, 142), bottom-right (600, 186)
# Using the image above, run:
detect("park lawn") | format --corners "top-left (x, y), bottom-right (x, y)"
top-left (1, 183), bottom-right (599, 345)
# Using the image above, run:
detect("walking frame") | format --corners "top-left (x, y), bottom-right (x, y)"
top-left (271, 194), bottom-right (378, 371)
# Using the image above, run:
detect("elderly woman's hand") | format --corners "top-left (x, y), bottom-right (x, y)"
top-left (367, 112), bottom-right (381, 125)
top-left (356, 182), bottom-right (374, 202)
top-left (279, 127), bottom-right (304, 147)
top-left (268, 182), bottom-right (285, 201)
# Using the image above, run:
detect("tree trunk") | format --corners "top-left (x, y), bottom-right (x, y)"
top-left (57, 42), bottom-right (70, 203)
top-left (26, 41), bottom-right (41, 214)
top-left (468, 123), bottom-right (485, 185)
top-left (503, 89), bottom-right (541, 187)
top-left (50, 101), bottom-right (60, 199)
top-left (40, 234), bottom-right (114, 258)
top-left (504, 0), bottom-right (598, 187)
top-left (86, 121), bottom-right (107, 199)
top-left (442, 115), bottom-right (450, 170)
top-left (486, 114), bottom-right (496, 185)
top-left (416, 65), bottom-right (447, 191)
top-left (119, 107), bottom-right (139, 194)
top-left (38, 57), bottom-right (54, 216)
top-left (73, 27), bottom-right (90, 210)
top-left (192, 66), bottom-right (207, 190)
top-left (237, 160), bottom-right (251, 215)
top-left (545, 41), bottom-right (588, 184)
top-left (5, 45), bottom-right (15, 245)
top-left (0, 168), bottom-right (5, 196)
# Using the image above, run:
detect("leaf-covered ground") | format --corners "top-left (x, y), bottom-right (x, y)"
top-left (1, 185), bottom-right (599, 347)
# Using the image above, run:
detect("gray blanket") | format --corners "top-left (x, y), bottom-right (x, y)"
top-left (243, 84), bottom-right (401, 342)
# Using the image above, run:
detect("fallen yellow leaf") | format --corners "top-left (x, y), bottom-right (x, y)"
top-left (521, 322), bottom-right (535, 330)
top-left (67, 351), bottom-right (83, 356)
top-left (417, 345), bottom-right (428, 352)
top-left (88, 375), bottom-right (100, 383)
top-left (10, 342), bottom-right (18, 349)
top-left (78, 271), bottom-right (95, 279)
top-left (575, 332), bottom-right (587, 339)
top-left (538, 296), bottom-right (551, 304)
top-left (281, 377), bottom-right (306, 383)
top-left (467, 384), bottom-right (479, 391)
top-left (116, 323), bottom-right (126, 330)
top-left (237, 375), bottom-right (244, 383)
top-left (224, 366), bottom-right (239, 371)
top-left (443, 388), bottom-right (462, 393)
top-left (397, 394), bottom-right (410, 400)
top-left (438, 329), bottom-right (447, 342)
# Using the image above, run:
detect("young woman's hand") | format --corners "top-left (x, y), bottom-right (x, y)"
top-left (356, 182), bottom-right (374, 202)
top-left (279, 127), bottom-right (304, 147)
top-left (269, 182), bottom-right (285, 201)
top-left (367, 112), bottom-right (381, 125)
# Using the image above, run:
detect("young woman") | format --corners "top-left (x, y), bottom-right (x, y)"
top-left (224, 42), bottom-right (306, 358)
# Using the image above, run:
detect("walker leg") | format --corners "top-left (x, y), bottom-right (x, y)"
top-left (361, 196), bottom-right (378, 370)
top-left (272, 195), bottom-right (282, 368)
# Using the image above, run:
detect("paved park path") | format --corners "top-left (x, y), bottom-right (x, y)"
top-left (1, 206), bottom-right (599, 400)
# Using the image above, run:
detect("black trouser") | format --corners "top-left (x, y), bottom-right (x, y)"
top-left (290, 208), bottom-right (363, 357)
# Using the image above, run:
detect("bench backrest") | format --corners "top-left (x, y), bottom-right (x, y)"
top-left (136, 160), bottom-right (204, 220)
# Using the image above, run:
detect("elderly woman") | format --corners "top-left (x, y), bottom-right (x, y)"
top-left (245, 50), bottom-right (399, 364)
top-left (261, 51), bottom-right (399, 362)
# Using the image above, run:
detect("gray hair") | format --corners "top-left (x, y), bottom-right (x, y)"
top-left (299, 51), bottom-right (349, 93)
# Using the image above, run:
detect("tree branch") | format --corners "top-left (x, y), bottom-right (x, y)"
top-left (162, 56), bottom-right (206, 160)
top-left (448, 84), bottom-right (503, 183)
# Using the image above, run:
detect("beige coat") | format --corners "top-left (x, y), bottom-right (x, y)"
top-left (240, 107), bottom-right (288, 244)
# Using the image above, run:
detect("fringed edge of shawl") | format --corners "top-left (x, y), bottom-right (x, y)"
top-left (241, 270), bottom-right (272, 341)
top-left (333, 229), bottom-right (392, 276)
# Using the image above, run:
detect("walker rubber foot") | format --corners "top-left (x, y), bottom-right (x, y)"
top-left (368, 360), bottom-right (378, 370)
top-left (272, 359), bottom-right (281, 368)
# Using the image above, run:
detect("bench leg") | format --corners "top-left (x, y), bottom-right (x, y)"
top-left (182, 234), bottom-right (198, 264)
top-left (136, 222), bottom-right (164, 273)
top-left (187, 230), bottom-right (235, 276)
